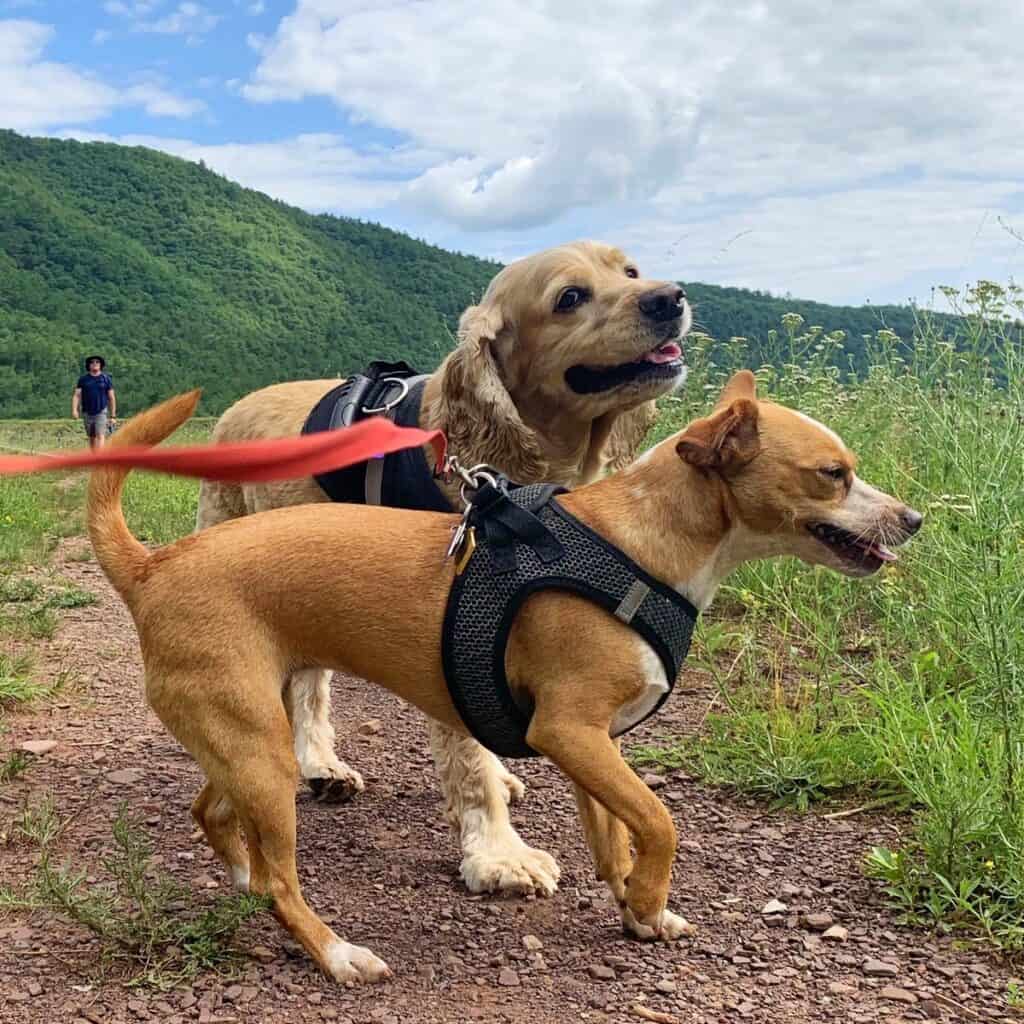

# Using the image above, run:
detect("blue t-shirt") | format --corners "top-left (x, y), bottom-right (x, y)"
top-left (77, 373), bottom-right (113, 415)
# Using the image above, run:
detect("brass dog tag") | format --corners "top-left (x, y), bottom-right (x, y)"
top-left (454, 527), bottom-right (477, 575)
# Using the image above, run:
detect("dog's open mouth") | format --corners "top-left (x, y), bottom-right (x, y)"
top-left (808, 522), bottom-right (898, 574)
top-left (565, 341), bottom-right (685, 395)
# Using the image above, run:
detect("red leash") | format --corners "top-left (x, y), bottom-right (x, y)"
top-left (0, 419), bottom-right (446, 484)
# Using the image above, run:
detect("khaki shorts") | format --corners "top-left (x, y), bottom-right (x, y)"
top-left (83, 412), bottom-right (108, 438)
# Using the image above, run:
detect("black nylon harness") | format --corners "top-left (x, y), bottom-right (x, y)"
top-left (302, 360), bottom-right (451, 512)
top-left (441, 480), bottom-right (699, 758)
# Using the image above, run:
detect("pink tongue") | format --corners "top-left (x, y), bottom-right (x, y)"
top-left (643, 341), bottom-right (682, 365)
top-left (867, 541), bottom-right (898, 563)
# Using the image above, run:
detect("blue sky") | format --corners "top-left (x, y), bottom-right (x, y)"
top-left (3, 0), bottom-right (1023, 307)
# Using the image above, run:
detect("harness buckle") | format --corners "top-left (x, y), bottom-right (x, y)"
top-left (361, 377), bottom-right (410, 415)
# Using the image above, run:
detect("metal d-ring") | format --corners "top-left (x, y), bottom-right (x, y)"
top-left (362, 377), bottom-right (409, 415)
top-left (458, 464), bottom-right (499, 508)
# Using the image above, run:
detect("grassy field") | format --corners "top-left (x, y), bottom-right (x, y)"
top-left (1, 285), bottom-right (1022, 950)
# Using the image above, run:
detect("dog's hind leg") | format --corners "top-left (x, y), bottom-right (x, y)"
top-left (429, 723), bottom-right (559, 896)
top-left (171, 678), bottom-right (390, 984)
top-left (234, 759), bottom-right (390, 984)
top-left (192, 781), bottom-right (250, 891)
top-left (288, 668), bottom-right (366, 803)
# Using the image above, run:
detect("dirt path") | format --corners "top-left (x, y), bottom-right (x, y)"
top-left (0, 546), bottom-right (1017, 1024)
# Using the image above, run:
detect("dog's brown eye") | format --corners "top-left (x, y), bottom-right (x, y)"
top-left (624, 267), bottom-right (638, 279)
top-left (555, 287), bottom-right (587, 312)
top-left (819, 466), bottom-right (846, 482)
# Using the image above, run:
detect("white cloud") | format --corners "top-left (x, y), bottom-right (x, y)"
top-left (0, 20), bottom-right (120, 129)
top-left (137, 2), bottom-right (219, 37)
top-left (124, 83), bottom-right (206, 119)
top-left (92, 28), bottom-right (112, 44)
top-left (0, 19), bottom-right (205, 130)
top-left (235, 0), bottom-right (1024, 302)
top-left (103, 0), bottom-right (161, 15)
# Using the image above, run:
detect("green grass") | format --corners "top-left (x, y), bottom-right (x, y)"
top-left (0, 750), bottom-right (30, 784)
top-left (635, 280), bottom-right (1024, 948)
top-left (0, 800), bottom-right (272, 988)
top-left (0, 651), bottom-right (66, 714)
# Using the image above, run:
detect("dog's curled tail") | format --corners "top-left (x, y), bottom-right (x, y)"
top-left (87, 390), bottom-right (202, 601)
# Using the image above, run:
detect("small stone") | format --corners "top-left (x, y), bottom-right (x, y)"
top-left (655, 979), bottom-right (677, 994)
top-left (358, 719), bottom-right (383, 735)
top-left (642, 773), bottom-right (666, 790)
top-left (880, 986), bottom-right (918, 1004)
top-left (497, 967), bottom-right (519, 987)
top-left (20, 739), bottom-right (58, 755)
top-left (223, 985), bottom-right (243, 1002)
top-left (862, 958), bottom-right (899, 977)
top-left (27, 981), bottom-right (43, 997)
top-left (522, 934), bottom-right (543, 952)
top-left (829, 981), bottom-right (858, 996)
top-left (822, 925), bottom-right (849, 942)
top-left (7, 991), bottom-right (29, 1003)
top-left (803, 912), bottom-right (833, 931)
top-left (589, 964), bottom-right (616, 981)
top-left (307, 992), bottom-right (322, 1004)
top-left (919, 999), bottom-right (943, 1018)
top-left (761, 899), bottom-right (788, 915)
top-left (250, 945), bottom-right (276, 963)
top-left (105, 768), bottom-right (144, 785)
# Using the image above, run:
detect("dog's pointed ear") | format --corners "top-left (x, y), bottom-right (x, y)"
top-left (676, 398), bottom-right (760, 472)
top-left (436, 296), bottom-right (547, 481)
top-left (715, 369), bottom-right (758, 409)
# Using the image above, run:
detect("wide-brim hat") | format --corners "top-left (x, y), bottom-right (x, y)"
top-left (84, 355), bottom-right (106, 369)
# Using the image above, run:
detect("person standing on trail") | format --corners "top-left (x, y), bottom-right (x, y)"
top-left (72, 356), bottom-right (117, 450)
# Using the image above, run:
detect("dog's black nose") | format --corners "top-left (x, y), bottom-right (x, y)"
top-left (900, 507), bottom-right (924, 535)
top-left (638, 285), bottom-right (686, 322)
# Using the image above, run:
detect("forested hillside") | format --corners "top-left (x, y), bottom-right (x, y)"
top-left (0, 131), bottom-right (952, 418)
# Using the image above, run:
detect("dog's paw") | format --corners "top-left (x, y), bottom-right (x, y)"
top-left (460, 839), bottom-right (561, 896)
top-left (325, 940), bottom-right (392, 985)
top-left (306, 762), bottom-right (365, 805)
top-left (621, 905), bottom-right (697, 942)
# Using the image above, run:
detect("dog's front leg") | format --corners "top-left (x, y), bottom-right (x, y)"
top-left (429, 723), bottom-right (559, 896)
top-left (532, 721), bottom-right (695, 941)
top-left (572, 739), bottom-right (633, 903)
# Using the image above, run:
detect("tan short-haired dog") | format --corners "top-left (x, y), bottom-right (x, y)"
top-left (88, 371), bottom-right (921, 984)
top-left (197, 241), bottom-right (690, 899)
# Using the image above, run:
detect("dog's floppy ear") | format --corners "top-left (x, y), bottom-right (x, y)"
top-left (714, 369), bottom-right (758, 409)
top-left (436, 298), bottom-right (547, 481)
top-left (676, 398), bottom-right (760, 472)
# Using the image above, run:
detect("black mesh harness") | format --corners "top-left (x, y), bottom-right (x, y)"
top-left (302, 360), bottom-right (451, 512)
top-left (442, 479), bottom-right (699, 758)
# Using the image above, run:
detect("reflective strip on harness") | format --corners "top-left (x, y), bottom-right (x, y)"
top-left (441, 483), bottom-right (699, 759)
